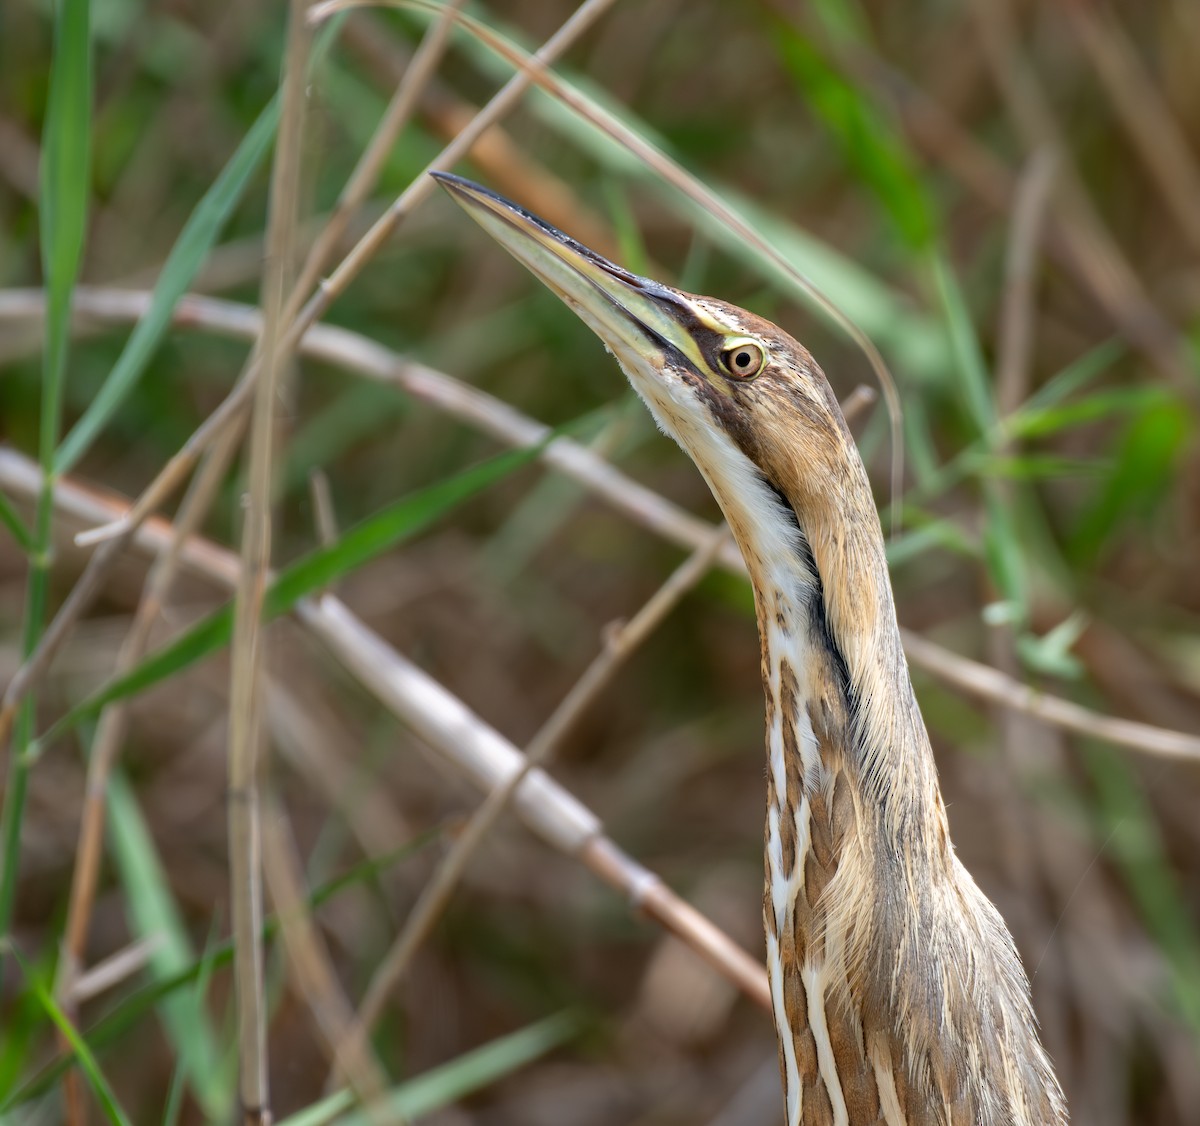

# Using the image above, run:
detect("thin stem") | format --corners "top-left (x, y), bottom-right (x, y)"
top-left (349, 527), bottom-right (732, 1051)
top-left (0, 0), bottom-right (91, 939)
top-left (226, 1), bottom-right (311, 1119)
top-left (261, 798), bottom-right (393, 1121)
top-left (0, 0), bottom-right (619, 769)
top-left (1, 290), bottom-right (1196, 765)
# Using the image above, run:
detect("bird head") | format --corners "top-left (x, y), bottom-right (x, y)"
top-left (431, 173), bottom-right (863, 541)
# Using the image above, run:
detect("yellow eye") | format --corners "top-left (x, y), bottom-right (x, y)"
top-left (720, 340), bottom-right (765, 379)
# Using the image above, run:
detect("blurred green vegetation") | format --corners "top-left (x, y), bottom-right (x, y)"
top-left (1, 1), bottom-right (1198, 1123)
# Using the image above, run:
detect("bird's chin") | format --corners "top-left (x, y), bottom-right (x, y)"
top-left (612, 357), bottom-right (688, 432)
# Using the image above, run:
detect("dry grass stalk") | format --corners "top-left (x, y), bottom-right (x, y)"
top-left (347, 526), bottom-right (734, 1058)
top-left (1, 289), bottom-right (1196, 764)
top-left (298, 593), bottom-right (775, 1012)
top-left (1064, 0), bottom-right (1200, 260)
top-left (995, 150), bottom-right (1057, 419)
top-left (226, 3), bottom-right (312, 1119)
top-left (0, 0), bottom-right (619, 763)
top-left (53, 431), bottom-right (239, 1124)
top-left (966, 0), bottom-right (1191, 391)
top-left (901, 631), bottom-right (1200, 762)
top-left (0, 441), bottom-right (774, 1009)
top-left (65, 936), bottom-right (165, 1006)
top-left (260, 797), bottom-right (394, 1120)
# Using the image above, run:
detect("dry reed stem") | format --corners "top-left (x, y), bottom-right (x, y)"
top-left (260, 797), bottom-right (393, 1120)
top-left (290, 0), bottom-right (466, 307)
top-left (65, 935), bottom-right (164, 1006)
top-left (345, 526), bottom-right (734, 1060)
top-left (901, 631), bottom-right (1200, 763)
top-left (298, 593), bottom-right (774, 1011)
top-left (1, 288), bottom-right (1195, 763)
top-left (995, 150), bottom-right (1056, 419)
top-left (1063, 0), bottom-right (1200, 261)
top-left (849, 47), bottom-right (1191, 389)
top-left (965, 0), bottom-right (1191, 391)
top-left (0, 446), bottom-right (773, 1010)
top-left (57, 430), bottom-right (239, 1003)
top-left (52, 429), bottom-right (243, 1126)
top-left (226, 3), bottom-right (311, 1118)
top-left (0, 0), bottom-right (618, 763)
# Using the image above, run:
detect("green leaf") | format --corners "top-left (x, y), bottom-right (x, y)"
top-left (1015, 611), bottom-right (1089, 679)
top-left (40, 0), bottom-right (92, 449)
top-left (930, 253), bottom-right (1030, 617)
top-left (107, 772), bottom-right (227, 1117)
top-left (56, 100), bottom-right (279, 474)
top-left (1020, 338), bottom-right (1125, 415)
top-left (772, 23), bottom-right (935, 250)
top-left (884, 517), bottom-right (976, 569)
top-left (967, 453), bottom-right (1102, 480)
top-left (1008, 387), bottom-right (1169, 441)
top-left (42, 444), bottom-right (541, 742)
top-left (3, 944), bottom-right (132, 1126)
top-left (931, 252), bottom-right (996, 436)
top-left (0, 0), bottom-right (94, 948)
top-left (0, 491), bottom-right (35, 553)
top-left (1069, 397), bottom-right (1191, 563)
top-left (277, 1011), bottom-right (583, 1126)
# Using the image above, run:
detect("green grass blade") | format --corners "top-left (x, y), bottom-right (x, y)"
top-left (41, 444), bottom-right (541, 742)
top-left (3, 944), bottom-right (132, 1126)
top-left (39, 0), bottom-right (92, 404)
top-left (772, 21), bottom-right (934, 251)
top-left (1069, 396), bottom-right (1191, 564)
top-left (1009, 386), bottom-right (1169, 441)
top-left (1019, 339), bottom-right (1125, 415)
top-left (106, 772), bottom-right (227, 1118)
top-left (0, 491), bottom-right (35, 553)
top-left (278, 1011), bottom-right (583, 1126)
top-left (0, 0), bottom-right (93, 942)
top-left (56, 101), bottom-right (279, 475)
top-left (930, 252), bottom-right (996, 435)
top-left (929, 252), bottom-right (1029, 619)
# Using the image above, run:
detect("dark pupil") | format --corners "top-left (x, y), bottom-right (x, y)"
top-left (735, 351), bottom-right (751, 370)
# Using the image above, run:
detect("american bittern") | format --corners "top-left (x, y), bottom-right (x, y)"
top-left (434, 172), bottom-right (1068, 1126)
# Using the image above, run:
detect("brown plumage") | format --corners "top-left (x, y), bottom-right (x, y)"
top-left (435, 172), bottom-right (1069, 1126)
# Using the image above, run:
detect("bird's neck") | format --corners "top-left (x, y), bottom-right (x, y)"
top-left (740, 462), bottom-right (942, 845)
top-left (719, 459), bottom-right (1065, 1125)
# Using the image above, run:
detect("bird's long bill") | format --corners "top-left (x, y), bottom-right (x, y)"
top-left (431, 172), bottom-right (706, 376)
